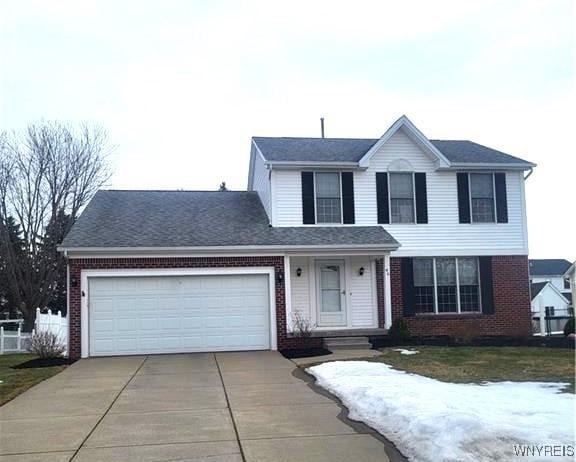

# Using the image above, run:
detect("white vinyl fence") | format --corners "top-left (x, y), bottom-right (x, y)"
top-left (0, 309), bottom-right (68, 355)
top-left (0, 319), bottom-right (29, 354)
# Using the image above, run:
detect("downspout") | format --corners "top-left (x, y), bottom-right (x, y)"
top-left (524, 168), bottom-right (533, 180)
top-left (65, 250), bottom-right (70, 357)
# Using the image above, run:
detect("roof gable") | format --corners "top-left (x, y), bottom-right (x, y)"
top-left (531, 281), bottom-right (570, 303)
top-left (358, 115), bottom-right (450, 168)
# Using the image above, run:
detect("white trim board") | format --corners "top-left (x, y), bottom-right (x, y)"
top-left (80, 267), bottom-right (278, 358)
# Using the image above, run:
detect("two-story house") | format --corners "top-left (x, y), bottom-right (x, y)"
top-left (60, 116), bottom-right (535, 358)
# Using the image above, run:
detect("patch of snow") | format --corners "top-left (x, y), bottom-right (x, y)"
top-left (392, 348), bottom-right (419, 355)
top-left (308, 361), bottom-right (574, 462)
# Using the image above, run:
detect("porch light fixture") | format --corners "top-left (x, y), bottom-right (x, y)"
top-left (277, 270), bottom-right (284, 283)
top-left (70, 276), bottom-right (78, 287)
top-left (358, 267), bottom-right (365, 276)
top-left (296, 267), bottom-right (302, 277)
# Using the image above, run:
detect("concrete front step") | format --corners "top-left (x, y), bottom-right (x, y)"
top-left (323, 336), bottom-right (372, 351)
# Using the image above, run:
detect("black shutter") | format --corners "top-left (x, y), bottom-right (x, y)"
top-left (494, 173), bottom-right (508, 223)
top-left (301, 172), bottom-right (315, 224)
top-left (414, 173), bottom-right (428, 224)
top-left (376, 172), bottom-right (389, 224)
top-left (479, 256), bottom-right (494, 314)
top-left (401, 258), bottom-right (415, 316)
top-left (457, 173), bottom-right (471, 224)
top-left (341, 172), bottom-right (355, 224)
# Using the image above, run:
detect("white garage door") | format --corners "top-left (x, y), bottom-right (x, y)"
top-left (88, 274), bottom-right (270, 356)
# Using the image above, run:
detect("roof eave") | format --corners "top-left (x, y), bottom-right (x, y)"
top-left (437, 162), bottom-right (536, 171)
top-left (264, 161), bottom-right (366, 170)
top-left (59, 242), bottom-right (401, 257)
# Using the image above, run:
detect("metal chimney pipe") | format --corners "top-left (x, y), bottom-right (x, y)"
top-left (320, 117), bottom-right (325, 138)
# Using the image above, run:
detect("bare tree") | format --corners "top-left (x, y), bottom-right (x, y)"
top-left (0, 122), bottom-right (111, 328)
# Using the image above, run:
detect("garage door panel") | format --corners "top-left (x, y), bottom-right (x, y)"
top-left (88, 274), bottom-right (271, 356)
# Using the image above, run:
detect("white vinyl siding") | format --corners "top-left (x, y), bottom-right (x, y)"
top-left (271, 130), bottom-right (528, 256)
top-left (250, 145), bottom-right (272, 220)
top-left (289, 256), bottom-right (377, 329)
top-left (531, 276), bottom-right (573, 297)
top-left (349, 256), bottom-right (377, 327)
top-left (273, 169), bottom-right (303, 226)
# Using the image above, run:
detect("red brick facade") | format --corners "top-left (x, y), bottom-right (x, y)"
top-left (389, 255), bottom-right (532, 337)
top-left (68, 254), bottom-right (531, 358)
top-left (67, 256), bottom-right (318, 359)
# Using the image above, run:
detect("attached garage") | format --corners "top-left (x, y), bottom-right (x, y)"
top-left (83, 269), bottom-right (275, 357)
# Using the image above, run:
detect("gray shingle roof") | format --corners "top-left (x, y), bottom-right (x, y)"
top-left (529, 259), bottom-right (572, 276)
top-left (252, 137), bottom-right (533, 166)
top-left (61, 190), bottom-right (399, 249)
top-left (530, 282), bottom-right (548, 300)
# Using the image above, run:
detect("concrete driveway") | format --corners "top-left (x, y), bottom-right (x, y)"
top-left (0, 352), bottom-right (400, 461)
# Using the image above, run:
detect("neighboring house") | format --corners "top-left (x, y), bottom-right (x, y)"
top-left (529, 259), bottom-right (573, 304)
top-left (530, 281), bottom-right (571, 335)
top-left (564, 261), bottom-right (576, 310)
top-left (59, 115), bottom-right (535, 359)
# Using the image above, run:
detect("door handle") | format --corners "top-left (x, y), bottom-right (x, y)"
top-left (341, 290), bottom-right (346, 295)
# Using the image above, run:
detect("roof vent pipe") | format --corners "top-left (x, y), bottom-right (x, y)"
top-left (320, 117), bottom-right (325, 138)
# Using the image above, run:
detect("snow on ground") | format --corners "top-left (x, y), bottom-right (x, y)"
top-left (308, 361), bottom-right (574, 462)
top-left (392, 348), bottom-right (419, 355)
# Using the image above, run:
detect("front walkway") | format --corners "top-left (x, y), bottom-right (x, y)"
top-left (0, 351), bottom-right (400, 462)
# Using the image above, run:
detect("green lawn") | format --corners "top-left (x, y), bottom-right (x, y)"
top-left (0, 354), bottom-right (67, 406)
top-left (375, 346), bottom-right (575, 393)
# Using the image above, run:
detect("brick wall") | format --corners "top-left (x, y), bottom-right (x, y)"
top-left (68, 256), bottom-right (315, 359)
top-left (390, 255), bottom-right (532, 337)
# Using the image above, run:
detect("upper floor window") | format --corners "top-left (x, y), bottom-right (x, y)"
top-left (413, 256), bottom-right (481, 314)
top-left (389, 172), bottom-right (415, 223)
top-left (315, 172), bottom-right (341, 223)
top-left (469, 173), bottom-right (495, 223)
top-left (564, 278), bottom-right (571, 290)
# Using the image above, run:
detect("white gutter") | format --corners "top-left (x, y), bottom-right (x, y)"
top-left (264, 161), bottom-right (365, 170)
top-left (58, 243), bottom-right (400, 254)
top-left (438, 162), bottom-right (536, 171)
top-left (264, 160), bottom-right (534, 171)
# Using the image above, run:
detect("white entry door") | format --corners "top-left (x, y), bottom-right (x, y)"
top-left (316, 260), bottom-right (347, 327)
top-left (88, 274), bottom-right (270, 356)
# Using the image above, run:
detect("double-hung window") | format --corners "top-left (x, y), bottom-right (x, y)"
top-left (469, 173), bottom-right (495, 223)
top-left (315, 172), bottom-right (342, 224)
top-left (413, 257), bottom-right (481, 314)
top-left (389, 172), bottom-right (415, 223)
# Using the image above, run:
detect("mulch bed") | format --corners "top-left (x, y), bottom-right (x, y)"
top-left (12, 357), bottom-right (76, 369)
top-left (280, 348), bottom-right (332, 359)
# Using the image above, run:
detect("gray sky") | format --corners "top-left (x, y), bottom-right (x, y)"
top-left (1, 0), bottom-right (574, 260)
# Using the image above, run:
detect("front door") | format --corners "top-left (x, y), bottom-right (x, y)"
top-left (316, 260), bottom-right (347, 327)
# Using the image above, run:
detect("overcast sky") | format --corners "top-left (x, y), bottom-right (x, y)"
top-left (1, 1), bottom-right (574, 260)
